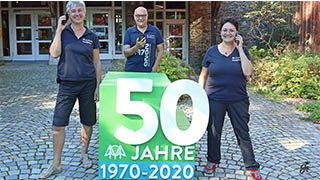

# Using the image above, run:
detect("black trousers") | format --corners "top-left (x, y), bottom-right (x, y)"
top-left (207, 98), bottom-right (260, 170)
top-left (53, 79), bottom-right (97, 127)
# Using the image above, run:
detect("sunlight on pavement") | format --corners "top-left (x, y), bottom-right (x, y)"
top-left (278, 138), bottom-right (308, 150)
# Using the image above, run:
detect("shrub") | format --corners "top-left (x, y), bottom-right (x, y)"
top-left (250, 46), bottom-right (320, 100)
top-left (158, 53), bottom-right (196, 82)
top-left (0, 60), bottom-right (5, 66)
top-left (115, 53), bottom-right (196, 82)
top-left (296, 100), bottom-right (320, 121)
top-left (115, 59), bottom-right (126, 72)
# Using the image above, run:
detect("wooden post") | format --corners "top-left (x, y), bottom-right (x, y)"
top-left (210, 1), bottom-right (220, 46)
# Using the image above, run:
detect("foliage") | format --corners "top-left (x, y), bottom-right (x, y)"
top-left (116, 59), bottom-right (126, 72)
top-left (244, 2), bottom-right (298, 55)
top-left (158, 53), bottom-right (196, 82)
top-left (0, 60), bottom-right (5, 66)
top-left (115, 53), bottom-right (196, 82)
top-left (296, 100), bottom-right (320, 121)
top-left (249, 45), bottom-right (320, 100)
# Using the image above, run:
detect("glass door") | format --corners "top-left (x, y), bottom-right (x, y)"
top-left (13, 11), bottom-right (53, 60)
top-left (35, 12), bottom-right (53, 58)
top-left (14, 13), bottom-right (33, 58)
top-left (165, 22), bottom-right (185, 60)
top-left (87, 10), bottom-right (112, 59)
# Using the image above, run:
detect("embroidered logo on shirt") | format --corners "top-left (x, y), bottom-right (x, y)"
top-left (232, 57), bottom-right (241, 61)
top-left (82, 38), bottom-right (93, 46)
top-left (147, 34), bottom-right (155, 39)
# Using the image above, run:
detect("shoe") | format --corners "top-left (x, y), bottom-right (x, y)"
top-left (204, 162), bottom-right (216, 174)
top-left (81, 153), bottom-right (93, 169)
top-left (250, 169), bottom-right (262, 180)
top-left (39, 164), bottom-right (62, 179)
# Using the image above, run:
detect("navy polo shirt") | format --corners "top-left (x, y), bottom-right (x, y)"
top-left (124, 24), bottom-right (164, 72)
top-left (202, 45), bottom-right (251, 102)
top-left (57, 24), bottom-right (100, 81)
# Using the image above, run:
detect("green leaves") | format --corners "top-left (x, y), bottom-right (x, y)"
top-left (158, 53), bottom-right (196, 82)
top-left (250, 46), bottom-right (320, 100)
top-left (297, 100), bottom-right (320, 121)
top-left (245, 2), bottom-right (298, 54)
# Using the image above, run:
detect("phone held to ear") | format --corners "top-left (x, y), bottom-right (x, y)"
top-left (138, 34), bottom-right (145, 41)
top-left (235, 32), bottom-right (239, 46)
top-left (62, 12), bottom-right (69, 25)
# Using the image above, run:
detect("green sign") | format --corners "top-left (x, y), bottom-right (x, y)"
top-left (99, 72), bottom-right (209, 179)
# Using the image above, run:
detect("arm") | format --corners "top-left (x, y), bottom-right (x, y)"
top-left (235, 34), bottom-right (253, 78)
top-left (238, 48), bottom-right (253, 78)
top-left (152, 43), bottom-right (164, 72)
top-left (198, 67), bottom-right (209, 89)
top-left (93, 48), bottom-right (101, 102)
top-left (123, 38), bottom-right (146, 58)
top-left (49, 15), bottom-right (68, 58)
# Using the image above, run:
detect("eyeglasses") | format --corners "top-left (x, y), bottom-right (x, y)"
top-left (135, 14), bottom-right (148, 19)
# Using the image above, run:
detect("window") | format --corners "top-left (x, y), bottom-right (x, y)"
top-left (147, 2), bottom-right (186, 37)
top-left (114, 2), bottom-right (122, 7)
top-left (115, 10), bottom-right (123, 54)
top-left (1, 2), bottom-right (8, 7)
top-left (12, 1), bottom-right (48, 7)
top-left (86, 2), bottom-right (112, 7)
top-left (166, 2), bottom-right (185, 9)
top-left (2, 11), bottom-right (10, 56)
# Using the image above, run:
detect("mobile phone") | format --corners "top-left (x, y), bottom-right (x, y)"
top-left (235, 32), bottom-right (239, 46)
top-left (62, 12), bottom-right (69, 25)
top-left (138, 34), bottom-right (145, 41)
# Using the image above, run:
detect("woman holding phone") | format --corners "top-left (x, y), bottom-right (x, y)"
top-left (198, 17), bottom-right (262, 180)
top-left (39, 1), bottom-right (101, 178)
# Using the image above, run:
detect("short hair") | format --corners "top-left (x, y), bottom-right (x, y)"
top-left (220, 17), bottom-right (239, 31)
top-left (66, 1), bottom-right (86, 14)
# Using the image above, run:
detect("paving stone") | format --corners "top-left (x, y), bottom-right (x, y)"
top-left (1, 63), bottom-right (320, 179)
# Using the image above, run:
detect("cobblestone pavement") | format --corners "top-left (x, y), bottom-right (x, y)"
top-left (0, 63), bottom-right (320, 180)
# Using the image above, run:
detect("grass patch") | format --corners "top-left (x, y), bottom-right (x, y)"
top-left (296, 100), bottom-right (320, 122)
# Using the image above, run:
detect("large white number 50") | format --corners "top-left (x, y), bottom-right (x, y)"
top-left (115, 78), bottom-right (209, 146)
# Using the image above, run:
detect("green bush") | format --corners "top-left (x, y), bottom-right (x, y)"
top-left (115, 53), bottom-right (196, 82)
top-left (158, 53), bottom-right (196, 82)
top-left (115, 59), bottom-right (126, 72)
top-left (250, 46), bottom-right (320, 99)
top-left (296, 100), bottom-right (320, 121)
top-left (0, 60), bottom-right (5, 66)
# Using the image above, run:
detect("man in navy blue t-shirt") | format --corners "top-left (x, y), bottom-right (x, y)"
top-left (123, 6), bottom-right (164, 72)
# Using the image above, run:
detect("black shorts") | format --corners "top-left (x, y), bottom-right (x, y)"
top-left (53, 79), bottom-right (97, 126)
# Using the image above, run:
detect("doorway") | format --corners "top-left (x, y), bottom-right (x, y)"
top-left (13, 11), bottom-right (52, 61)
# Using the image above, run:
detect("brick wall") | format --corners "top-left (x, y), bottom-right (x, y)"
top-left (189, 2), bottom-right (212, 72)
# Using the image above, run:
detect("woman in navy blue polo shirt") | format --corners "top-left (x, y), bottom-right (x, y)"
top-left (198, 17), bottom-right (262, 180)
top-left (39, 1), bottom-right (101, 179)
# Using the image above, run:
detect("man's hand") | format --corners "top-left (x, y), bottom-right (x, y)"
top-left (136, 37), bottom-right (146, 49)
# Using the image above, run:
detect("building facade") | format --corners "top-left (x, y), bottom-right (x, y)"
top-left (0, 1), bottom-right (204, 63)
top-left (0, 1), bottom-right (124, 62)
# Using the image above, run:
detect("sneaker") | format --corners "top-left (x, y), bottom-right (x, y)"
top-left (204, 162), bottom-right (216, 174)
top-left (250, 169), bottom-right (262, 180)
